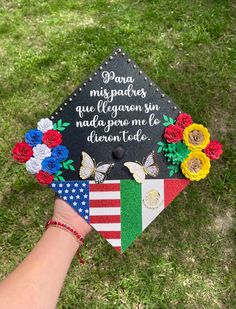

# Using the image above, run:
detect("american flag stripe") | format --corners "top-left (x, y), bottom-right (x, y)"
top-left (90, 183), bottom-right (120, 192)
top-left (90, 215), bottom-right (120, 223)
top-left (89, 207), bottom-right (120, 216)
top-left (90, 191), bottom-right (120, 200)
top-left (89, 181), bottom-right (121, 252)
top-left (107, 239), bottom-right (121, 246)
top-left (91, 223), bottom-right (121, 231)
top-left (90, 199), bottom-right (120, 207)
top-left (99, 231), bottom-right (121, 239)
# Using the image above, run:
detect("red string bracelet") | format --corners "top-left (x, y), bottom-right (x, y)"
top-left (45, 220), bottom-right (84, 245)
top-left (45, 220), bottom-right (85, 263)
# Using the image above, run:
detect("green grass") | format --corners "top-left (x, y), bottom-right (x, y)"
top-left (0, 0), bottom-right (235, 308)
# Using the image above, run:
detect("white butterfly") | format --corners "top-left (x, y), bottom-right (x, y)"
top-left (79, 152), bottom-right (114, 184)
top-left (124, 151), bottom-right (159, 184)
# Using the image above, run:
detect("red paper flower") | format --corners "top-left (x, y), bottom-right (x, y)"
top-left (42, 130), bottom-right (62, 148)
top-left (176, 113), bottom-right (193, 129)
top-left (204, 140), bottom-right (223, 160)
top-left (164, 124), bottom-right (183, 143)
top-left (36, 170), bottom-right (54, 185)
top-left (12, 141), bottom-right (33, 163)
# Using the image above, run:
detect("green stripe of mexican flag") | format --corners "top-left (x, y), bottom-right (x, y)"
top-left (120, 179), bottom-right (189, 253)
top-left (121, 180), bottom-right (142, 252)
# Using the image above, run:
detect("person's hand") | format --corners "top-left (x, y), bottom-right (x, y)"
top-left (52, 197), bottom-right (92, 238)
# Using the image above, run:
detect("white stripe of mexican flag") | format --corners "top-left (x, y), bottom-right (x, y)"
top-left (141, 179), bottom-right (165, 231)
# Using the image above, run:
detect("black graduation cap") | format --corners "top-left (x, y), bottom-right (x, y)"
top-left (15, 47), bottom-right (222, 252)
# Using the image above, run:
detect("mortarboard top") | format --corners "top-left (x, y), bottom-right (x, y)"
top-left (12, 47), bottom-right (222, 253)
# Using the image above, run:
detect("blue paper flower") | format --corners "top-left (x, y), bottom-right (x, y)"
top-left (41, 157), bottom-right (61, 175)
top-left (51, 145), bottom-right (69, 162)
top-left (25, 129), bottom-right (43, 147)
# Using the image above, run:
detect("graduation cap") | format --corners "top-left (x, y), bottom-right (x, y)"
top-left (12, 48), bottom-right (223, 253)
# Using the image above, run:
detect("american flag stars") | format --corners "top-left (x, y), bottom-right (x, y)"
top-left (50, 181), bottom-right (90, 223)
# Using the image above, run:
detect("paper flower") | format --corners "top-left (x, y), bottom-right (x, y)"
top-left (25, 157), bottom-right (42, 174)
top-left (12, 141), bottom-right (33, 163)
top-left (183, 124), bottom-right (210, 150)
top-left (36, 170), bottom-right (54, 185)
top-left (164, 142), bottom-right (190, 165)
top-left (181, 151), bottom-right (211, 181)
top-left (51, 145), bottom-right (69, 162)
top-left (176, 113), bottom-right (192, 129)
top-left (37, 118), bottom-right (53, 133)
top-left (164, 124), bottom-right (183, 143)
top-left (42, 130), bottom-right (62, 148)
top-left (33, 144), bottom-right (51, 160)
top-left (41, 157), bottom-right (61, 174)
top-left (204, 140), bottom-right (223, 160)
top-left (25, 129), bottom-right (43, 147)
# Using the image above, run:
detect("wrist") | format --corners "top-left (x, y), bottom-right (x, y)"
top-left (45, 220), bottom-right (86, 263)
top-left (46, 219), bottom-right (84, 245)
top-left (51, 214), bottom-right (89, 239)
top-left (44, 225), bottom-right (80, 255)
top-left (53, 197), bottom-right (92, 238)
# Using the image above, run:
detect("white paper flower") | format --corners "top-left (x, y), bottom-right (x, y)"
top-left (26, 157), bottom-right (42, 174)
top-left (37, 118), bottom-right (53, 133)
top-left (33, 144), bottom-right (51, 160)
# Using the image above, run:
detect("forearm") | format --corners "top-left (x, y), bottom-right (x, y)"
top-left (0, 227), bottom-right (79, 309)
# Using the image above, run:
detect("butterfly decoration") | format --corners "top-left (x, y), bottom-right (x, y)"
top-left (124, 151), bottom-right (159, 183)
top-left (79, 151), bottom-right (114, 184)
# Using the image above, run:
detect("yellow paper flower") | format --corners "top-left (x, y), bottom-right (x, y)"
top-left (181, 151), bottom-right (211, 181)
top-left (183, 124), bottom-right (210, 150)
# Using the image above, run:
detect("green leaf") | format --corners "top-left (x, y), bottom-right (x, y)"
top-left (69, 165), bottom-right (75, 171)
top-left (157, 141), bottom-right (165, 146)
top-left (54, 176), bottom-right (58, 181)
top-left (169, 169), bottom-right (174, 177)
top-left (157, 146), bottom-right (163, 153)
top-left (174, 165), bottom-right (180, 173)
top-left (169, 117), bottom-right (175, 124)
top-left (55, 170), bottom-right (62, 176)
top-left (54, 120), bottom-right (71, 132)
top-left (57, 127), bottom-right (66, 132)
top-left (66, 159), bottom-right (74, 164)
top-left (62, 162), bottom-right (69, 169)
top-left (58, 175), bottom-right (65, 181)
top-left (61, 160), bottom-right (75, 171)
top-left (168, 164), bottom-right (180, 176)
top-left (53, 123), bottom-right (57, 130)
top-left (163, 115), bottom-right (176, 126)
